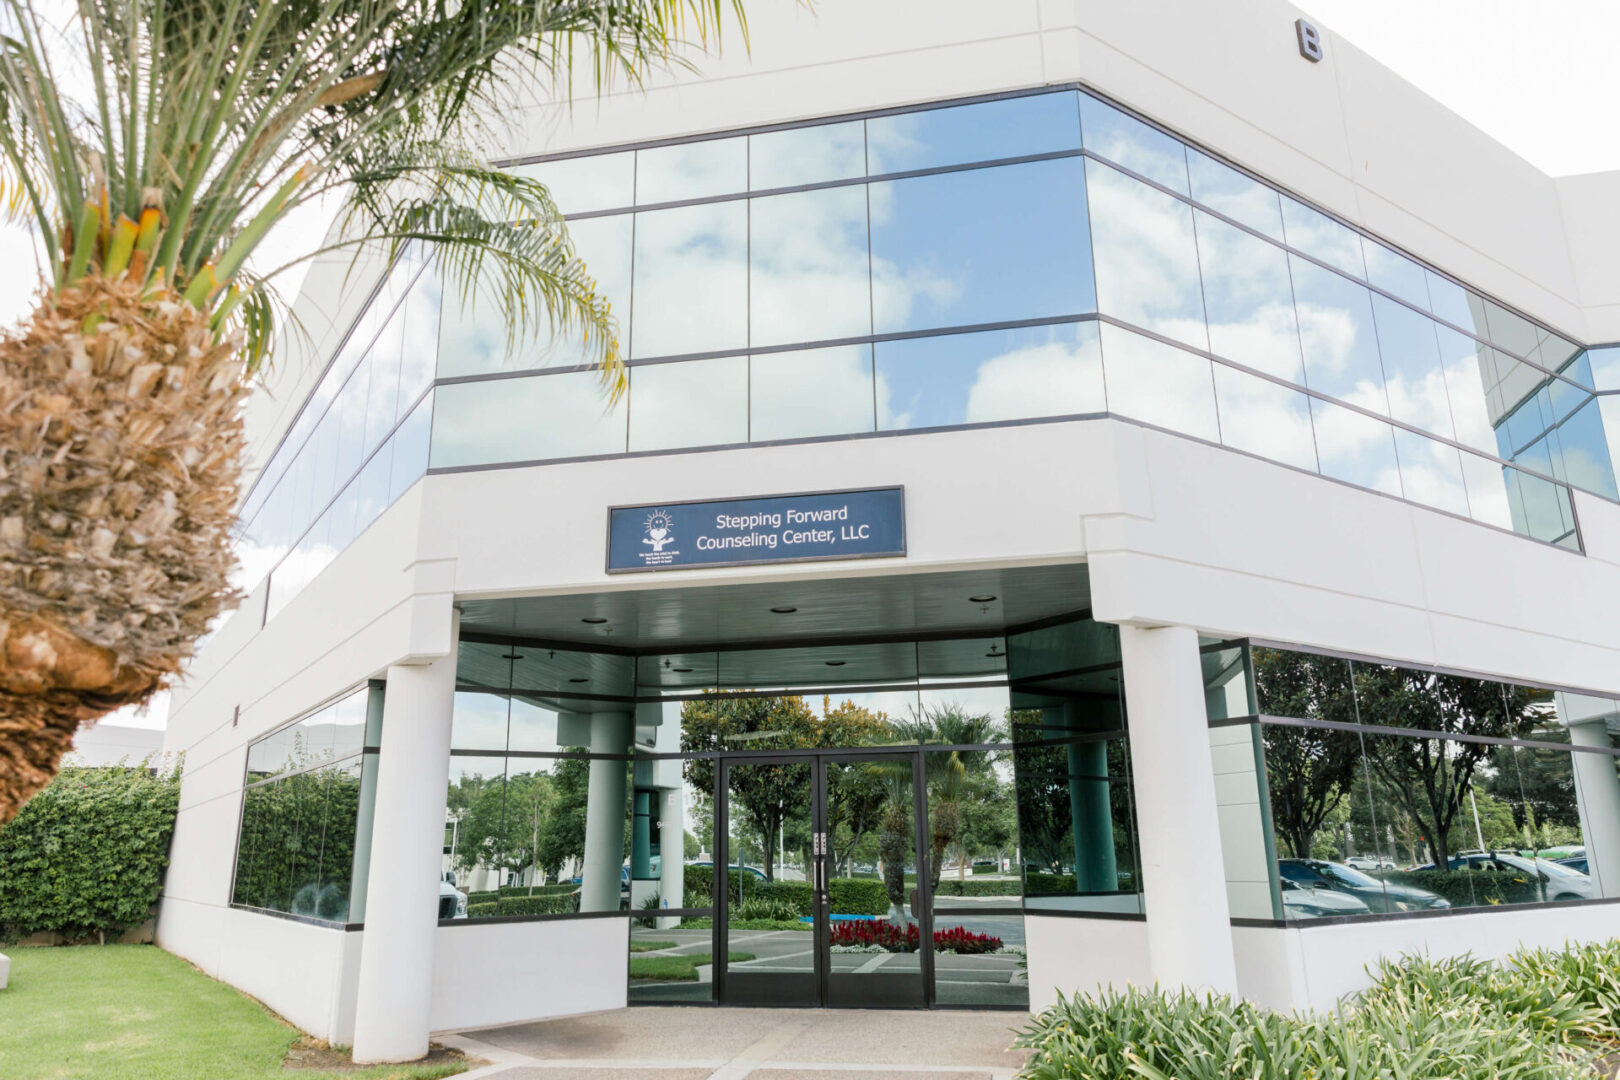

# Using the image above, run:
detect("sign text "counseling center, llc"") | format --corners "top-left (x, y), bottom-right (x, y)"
top-left (607, 488), bottom-right (906, 572)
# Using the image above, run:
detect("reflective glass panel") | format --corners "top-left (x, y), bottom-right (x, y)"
top-left (1483, 299), bottom-right (1542, 360)
top-left (1371, 295), bottom-right (1454, 439)
top-left (509, 150), bottom-right (635, 214)
top-left (875, 322), bottom-right (1104, 430)
top-left (444, 754), bottom-right (509, 901)
top-left (1281, 197), bottom-right (1365, 279)
top-left (1362, 239), bottom-right (1431, 311)
top-left (869, 158), bottom-right (1094, 334)
top-left (1425, 270), bottom-right (1487, 337)
top-left (749, 120), bottom-right (865, 189)
top-left (1553, 398), bottom-right (1619, 499)
top-left (1458, 452), bottom-right (1515, 530)
top-left (1589, 346), bottom-right (1620, 391)
top-left (396, 269), bottom-right (442, 414)
top-left (635, 137), bottom-right (748, 204)
top-left (628, 356), bottom-right (748, 452)
top-left (864, 91), bottom-right (1080, 174)
top-left (388, 392), bottom-right (433, 501)
top-left (1213, 364), bottom-right (1319, 472)
top-left (430, 371), bottom-right (627, 468)
top-left (750, 184), bottom-right (871, 347)
top-left (750, 344), bottom-right (875, 441)
top-left (1434, 324), bottom-right (1497, 453)
top-left (1211, 721), bottom-right (1278, 919)
top-left (1079, 92), bottom-right (1188, 194)
top-left (1186, 148), bottom-right (1284, 241)
top-left (1194, 209), bottom-right (1301, 381)
top-left (631, 201), bottom-right (748, 358)
top-left (1087, 160), bottom-right (1207, 349)
top-left (1291, 255), bottom-right (1389, 414)
top-left (1393, 428), bottom-right (1470, 517)
top-left (1308, 397), bottom-right (1403, 497)
top-left (1099, 324), bottom-right (1219, 442)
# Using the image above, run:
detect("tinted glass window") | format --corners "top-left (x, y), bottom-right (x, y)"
top-left (1309, 398), bottom-right (1402, 497)
top-left (1213, 365), bottom-right (1319, 472)
top-left (1099, 324), bottom-right (1219, 442)
top-left (1186, 148), bottom-right (1283, 241)
top-left (1080, 92), bottom-right (1188, 194)
top-left (1291, 256), bottom-right (1388, 414)
top-left (750, 344), bottom-right (875, 441)
top-left (1087, 160), bottom-right (1206, 350)
top-left (1194, 210), bottom-right (1301, 382)
top-left (636, 137), bottom-right (747, 204)
top-left (750, 184), bottom-right (871, 347)
top-left (430, 371), bottom-right (626, 468)
top-left (1370, 295), bottom-right (1453, 439)
top-left (749, 120), bottom-right (865, 189)
top-left (510, 150), bottom-right (635, 214)
top-left (628, 356), bottom-right (748, 452)
top-left (865, 92), bottom-right (1080, 174)
top-left (631, 201), bottom-right (748, 358)
top-left (1281, 197), bottom-right (1365, 279)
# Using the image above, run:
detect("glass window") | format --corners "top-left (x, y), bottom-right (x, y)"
top-left (750, 344), bottom-right (875, 442)
top-left (430, 371), bottom-right (626, 468)
top-left (437, 214), bottom-right (633, 377)
top-left (1425, 270), bottom-right (1487, 337)
top-left (1087, 160), bottom-right (1207, 350)
top-left (396, 269), bottom-right (441, 417)
top-left (388, 391), bottom-right (433, 501)
top-left (1589, 346), bottom-right (1620, 391)
top-left (444, 754), bottom-right (509, 901)
top-left (1393, 429), bottom-right (1470, 517)
top-left (1371, 296), bottom-right (1454, 439)
top-left (1514, 468), bottom-right (1575, 544)
top-left (629, 356), bottom-right (748, 452)
top-left (1099, 324), bottom-right (1219, 441)
top-left (1309, 398), bottom-right (1403, 498)
top-left (630, 201), bottom-right (748, 358)
top-left (864, 91), bottom-right (1080, 174)
top-left (635, 137), bottom-right (747, 204)
top-left (1280, 197), bottom-right (1365, 279)
top-left (1291, 255), bottom-right (1389, 414)
top-left (1079, 92), bottom-right (1188, 194)
top-left (452, 689), bottom-right (510, 751)
top-left (1194, 209), bottom-right (1302, 382)
top-left (876, 322), bottom-right (1104, 430)
top-left (1458, 451), bottom-right (1515, 531)
top-left (1213, 364), bottom-right (1319, 472)
top-left (1482, 299), bottom-right (1541, 359)
top-left (749, 120), bottom-right (865, 189)
top-left (869, 158), bottom-right (1094, 334)
top-left (363, 311), bottom-right (405, 455)
top-left (749, 184), bottom-right (871, 347)
top-left (509, 150), bottom-right (636, 215)
top-left (1434, 324), bottom-right (1497, 453)
top-left (1553, 398), bottom-right (1619, 499)
top-left (1362, 240), bottom-right (1431, 312)
top-left (352, 446), bottom-right (392, 539)
top-left (1186, 148), bottom-right (1283, 241)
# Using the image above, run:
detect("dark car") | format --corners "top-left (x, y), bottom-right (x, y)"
top-left (1558, 855), bottom-right (1590, 875)
top-left (1413, 852), bottom-right (1594, 902)
top-left (1277, 859), bottom-right (1449, 913)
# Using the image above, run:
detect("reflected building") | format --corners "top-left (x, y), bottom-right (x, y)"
top-left (158, 0), bottom-right (1620, 1062)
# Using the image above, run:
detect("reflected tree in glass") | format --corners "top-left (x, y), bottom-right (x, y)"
top-left (1253, 648), bottom-right (1361, 860)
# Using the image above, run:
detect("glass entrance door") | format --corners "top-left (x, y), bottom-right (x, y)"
top-left (716, 752), bottom-right (928, 1008)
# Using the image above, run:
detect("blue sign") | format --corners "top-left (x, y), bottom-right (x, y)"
top-left (607, 488), bottom-right (905, 573)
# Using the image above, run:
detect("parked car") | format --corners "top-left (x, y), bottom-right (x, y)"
top-left (1414, 852), bottom-right (1595, 902)
top-left (690, 862), bottom-right (769, 880)
top-left (1558, 855), bottom-right (1591, 875)
top-left (438, 878), bottom-right (467, 920)
top-left (1278, 859), bottom-right (1449, 913)
top-left (1280, 878), bottom-right (1370, 919)
top-left (1344, 854), bottom-right (1396, 872)
top-left (569, 866), bottom-right (632, 906)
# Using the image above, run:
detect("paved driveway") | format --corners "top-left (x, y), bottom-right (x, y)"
top-left (441, 1006), bottom-right (1030, 1080)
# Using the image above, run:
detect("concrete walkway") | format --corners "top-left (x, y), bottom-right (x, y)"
top-left (440, 1007), bottom-right (1030, 1080)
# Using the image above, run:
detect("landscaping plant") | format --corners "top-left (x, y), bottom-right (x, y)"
top-left (0, 0), bottom-right (745, 824)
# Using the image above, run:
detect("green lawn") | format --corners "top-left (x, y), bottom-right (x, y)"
top-left (0, 945), bottom-right (466, 1080)
top-left (627, 952), bottom-right (754, 982)
top-left (628, 940), bottom-right (676, 953)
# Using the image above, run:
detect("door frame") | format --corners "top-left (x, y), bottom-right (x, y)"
top-left (714, 746), bottom-right (934, 1008)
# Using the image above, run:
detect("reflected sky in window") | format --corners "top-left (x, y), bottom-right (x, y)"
top-left (750, 184), bottom-right (871, 347)
top-left (1213, 365), bottom-right (1318, 472)
top-left (631, 201), bottom-right (748, 358)
top-left (1080, 93), bottom-right (1188, 194)
top-left (865, 92), bottom-right (1079, 175)
top-left (430, 370), bottom-right (627, 468)
top-left (1100, 323), bottom-right (1219, 442)
top-left (1194, 209), bottom-right (1301, 382)
top-left (1291, 255), bottom-right (1389, 416)
top-left (750, 120), bottom-right (865, 189)
top-left (750, 344), bottom-right (876, 442)
top-left (1088, 160), bottom-right (1206, 350)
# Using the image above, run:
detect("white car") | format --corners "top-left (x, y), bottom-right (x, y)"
top-left (439, 877), bottom-right (468, 919)
top-left (1280, 878), bottom-right (1371, 919)
top-left (1345, 855), bottom-right (1396, 872)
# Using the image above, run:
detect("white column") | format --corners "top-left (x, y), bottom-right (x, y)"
top-left (1118, 623), bottom-right (1240, 996)
top-left (581, 712), bottom-right (634, 912)
top-left (1563, 702), bottom-right (1620, 898)
top-left (658, 785), bottom-right (686, 928)
top-left (352, 613), bottom-right (459, 1064)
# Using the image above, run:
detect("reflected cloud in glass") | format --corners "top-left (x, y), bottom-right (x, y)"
top-left (865, 91), bottom-right (1079, 174)
top-left (750, 184), bottom-right (871, 347)
top-left (1186, 148), bottom-right (1283, 241)
top-left (1099, 324), bottom-right (1219, 441)
top-left (1309, 397), bottom-right (1403, 497)
top-left (1088, 160), bottom-right (1207, 350)
top-left (750, 344), bottom-right (876, 441)
top-left (750, 120), bottom-right (865, 189)
top-left (430, 371), bottom-right (627, 467)
top-left (1291, 255), bottom-right (1389, 415)
top-left (1213, 365), bottom-right (1318, 472)
top-left (635, 137), bottom-right (747, 204)
top-left (631, 201), bottom-right (748, 358)
top-left (1080, 93), bottom-right (1188, 194)
top-left (629, 356), bottom-right (748, 451)
top-left (1194, 209), bottom-right (1302, 382)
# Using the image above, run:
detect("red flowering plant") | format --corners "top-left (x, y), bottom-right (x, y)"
top-left (827, 920), bottom-right (1004, 955)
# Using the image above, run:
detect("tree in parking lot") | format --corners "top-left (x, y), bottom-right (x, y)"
top-left (1253, 648), bottom-right (1363, 860)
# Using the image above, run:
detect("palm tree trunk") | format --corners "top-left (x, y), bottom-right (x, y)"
top-left (1, 278), bottom-right (247, 821)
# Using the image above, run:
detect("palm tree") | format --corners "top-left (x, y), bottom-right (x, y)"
top-left (0, 0), bottom-right (744, 822)
top-left (894, 705), bottom-right (1001, 891)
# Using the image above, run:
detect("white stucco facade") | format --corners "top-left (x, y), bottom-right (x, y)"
top-left (160, 0), bottom-right (1620, 1055)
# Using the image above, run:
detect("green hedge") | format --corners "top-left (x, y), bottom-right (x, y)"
top-left (466, 883), bottom-right (577, 906)
top-left (752, 880), bottom-right (813, 913)
top-left (934, 878), bottom-right (1023, 897)
top-left (1381, 869), bottom-right (1547, 907)
top-left (0, 764), bottom-right (181, 943)
top-left (465, 893), bottom-right (577, 918)
top-left (829, 878), bottom-right (888, 915)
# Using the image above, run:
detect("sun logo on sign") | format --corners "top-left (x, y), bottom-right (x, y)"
top-left (643, 510), bottom-right (675, 552)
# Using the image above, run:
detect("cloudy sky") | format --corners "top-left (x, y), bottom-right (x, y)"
top-left (20, 2), bottom-right (1617, 730)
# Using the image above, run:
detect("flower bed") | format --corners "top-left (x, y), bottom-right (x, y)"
top-left (826, 920), bottom-right (1003, 954)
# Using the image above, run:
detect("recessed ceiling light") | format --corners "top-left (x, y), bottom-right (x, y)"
top-left (581, 617), bottom-right (608, 624)
top-left (568, 677), bottom-right (589, 683)
top-left (985, 652), bottom-right (1004, 659)
top-left (770, 606), bottom-right (798, 614)
top-left (501, 652), bottom-right (522, 660)
top-left (825, 660), bottom-right (846, 667)
top-left (969, 594), bottom-right (997, 603)
top-left (672, 667), bottom-right (694, 673)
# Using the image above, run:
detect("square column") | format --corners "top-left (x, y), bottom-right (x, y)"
top-left (352, 613), bottom-right (460, 1064)
top-left (1118, 623), bottom-right (1239, 996)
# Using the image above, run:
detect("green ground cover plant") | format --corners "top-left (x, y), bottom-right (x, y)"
top-left (627, 952), bottom-right (754, 982)
top-left (0, 945), bottom-right (464, 1080)
top-left (1016, 942), bottom-right (1620, 1080)
top-left (0, 764), bottom-right (179, 943)
top-left (629, 940), bottom-right (675, 953)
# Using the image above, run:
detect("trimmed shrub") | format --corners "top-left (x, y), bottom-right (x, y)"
top-left (498, 883), bottom-right (575, 898)
top-left (497, 893), bottom-right (575, 917)
top-left (466, 901), bottom-right (498, 918)
top-left (684, 865), bottom-right (761, 906)
top-left (737, 898), bottom-right (801, 922)
top-left (0, 763), bottom-right (181, 943)
top-left (752, 880), bottom-right (813, 914)
top-left (828, 877), bottom-right (889, 915)
top-left (934, 878), bottom-right (1022, 897)
top-left (1381, 869), bottom-right (1548, 907)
